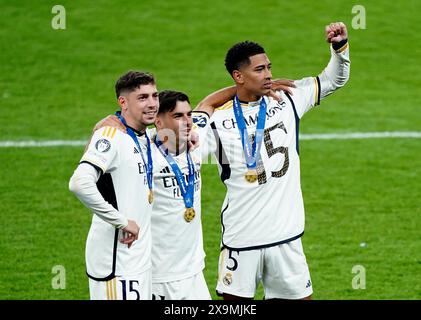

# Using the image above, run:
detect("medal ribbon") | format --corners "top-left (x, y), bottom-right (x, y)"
top-left (115, 111), bottom-right (153, 192)
top-left (154, 135), bottom-right (195, 209)
top-left (232, 95), bottom-right (267, 170)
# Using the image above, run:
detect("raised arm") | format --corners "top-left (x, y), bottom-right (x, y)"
top-left (290, 22), bottom-right (351, 118)
top-left (319, 22), bottom-right (350, 98)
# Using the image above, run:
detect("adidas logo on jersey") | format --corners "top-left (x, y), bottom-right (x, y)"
top-left (306, 280), bottom-right (312, 288)
top-left (160, 166), bottom-right (171, 174)
top-left (134, 147), bottom-right (139, 154)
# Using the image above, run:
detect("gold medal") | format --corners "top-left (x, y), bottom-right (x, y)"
top-left (184, 207), bottom-right (196, 222)
top-left (148, 190), bottom-right (154, 204)
top-left (245, 169), bottom-right (258, 183)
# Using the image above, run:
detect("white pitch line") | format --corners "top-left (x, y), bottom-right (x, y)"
top-left (300, 131), bottom-right (421, 140)
top-left (0, 140), bottom-right (87, 147)
top-left (0, 132), bottom-right (420, 148)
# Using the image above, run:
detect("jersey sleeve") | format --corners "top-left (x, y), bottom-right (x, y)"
top-left (287, 77), bottom-right (321, 118)
top-left (69, 162), bottom-right (128, 229)
top-left (288, 41), bottom-right (350, 118)
top-left (81, 126), bottom-right (120, 173)
top-left (191, 111), bottom-right (217, 160)
top-left (192, 111), bottom-right (210, 141)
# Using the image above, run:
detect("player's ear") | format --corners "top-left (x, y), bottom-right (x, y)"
top-left (155, 115), bottom-right (163, 129)
top-left (232, 70), bottom-right (244, 84)
top-left (117, 96), bottom-right (128, 111)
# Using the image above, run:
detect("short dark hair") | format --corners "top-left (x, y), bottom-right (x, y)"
top-left (158, 90), bottom-right (190, 115)
top-left (224, 41), bottom-right (265, 76)
top-left (115, 71), bottom-right (155, 98)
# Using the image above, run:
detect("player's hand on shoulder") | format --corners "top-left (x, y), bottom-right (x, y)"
top-left (325, 22), bottom-right (348, 43)
top-left (272, 78), bottom-right (296, 96)
top-left (188, 130), bottom-right (200, 151)
top-left (268, 78), bottom-right (296, 101)
top-left (121, 219), bottom-right (140, 249)
top-left (93, 115), bottom-right (126, 133)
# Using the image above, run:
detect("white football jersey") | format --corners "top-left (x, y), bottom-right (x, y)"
top-left (207, 44), bottom-right (350, 250)
top-left (80, 126), bottom-right (153, 279)
top-left (150, 112), bottom-right (210, 283)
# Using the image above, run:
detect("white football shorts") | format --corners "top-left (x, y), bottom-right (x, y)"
top-left (89, 269), bottom-right (152, 300)
top-left (216, 238), bottom-right (313, 299)
top-left (152, 271), bottom-right (211, 300)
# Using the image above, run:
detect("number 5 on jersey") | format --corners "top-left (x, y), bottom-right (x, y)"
top-left (255, 122), bottom-right (289, 185)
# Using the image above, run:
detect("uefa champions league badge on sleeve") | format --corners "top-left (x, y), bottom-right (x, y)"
top-left (95, 139), bottom-right (111, 153)
top-left (193, 114), bottom-right (208, 128)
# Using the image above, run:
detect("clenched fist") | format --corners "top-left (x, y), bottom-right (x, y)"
top-left (325, 22), bottom-right (348, 43)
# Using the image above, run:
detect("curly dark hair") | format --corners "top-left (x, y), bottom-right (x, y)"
top-left (224, 41), bottom-right (265, 76)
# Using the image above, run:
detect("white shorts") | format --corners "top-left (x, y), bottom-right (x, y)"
top-left (216, 238), bottom-right (313, 299)
top-left (152, 272), bottom-right (211, 300)
top-left (89, 269), bottom-right (152, 300)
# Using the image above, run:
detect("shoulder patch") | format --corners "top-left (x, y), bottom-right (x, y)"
top-left (95, 139), bottom-right (111, 153)
top-left (193, 114), bottom-right (208, 128)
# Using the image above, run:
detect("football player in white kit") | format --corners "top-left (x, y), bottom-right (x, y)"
top-left (149, 90), bottom-right (213, 299)
top-left (69, 71), bottom-right (158, 300)
top-left (84, 86), bottom-right (239, 300)
top-left (90, 81), bottom-right (295, 300)
top-left (211, 22), bottom-right (351, 300)
top-left (92, 88), bottom-right (240, 299)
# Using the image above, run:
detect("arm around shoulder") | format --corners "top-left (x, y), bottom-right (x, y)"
top-left (195, 86), bottom-right (237, 117)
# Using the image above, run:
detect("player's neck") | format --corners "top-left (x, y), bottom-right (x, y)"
top-left (157, 131), bottom-right (187, 156)
top-left (122, 112), bottom-right (146, 133)
top-left (236, 88), bottom-right (261, 103)
top-left (167, 141), bottom-right (187, 156)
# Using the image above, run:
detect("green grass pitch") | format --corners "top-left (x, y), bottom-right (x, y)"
top-left (0, 0), bottom-right (420, 299)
